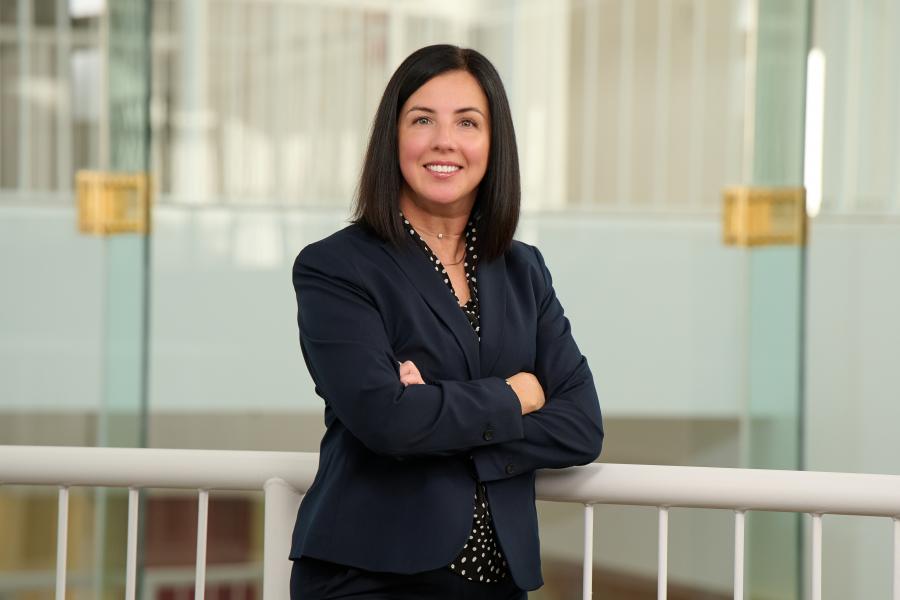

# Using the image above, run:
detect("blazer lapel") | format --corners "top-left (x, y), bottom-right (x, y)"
top-left (381, 239), bottom-right (481, 379)
top-left (477, 253), bottom-right (507, 377)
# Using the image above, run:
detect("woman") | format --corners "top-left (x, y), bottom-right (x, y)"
top-left (290, 44), bottom-right (603, 599)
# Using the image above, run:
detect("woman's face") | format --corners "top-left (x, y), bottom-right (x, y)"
top-left (397, 70), bottom-right (491, 214)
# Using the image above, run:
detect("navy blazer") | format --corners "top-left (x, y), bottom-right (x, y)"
top-left (290, 223), bottom-right (603, 591)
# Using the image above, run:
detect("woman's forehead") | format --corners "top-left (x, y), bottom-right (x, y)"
top-left (403, 71), bottom-right (489, 114)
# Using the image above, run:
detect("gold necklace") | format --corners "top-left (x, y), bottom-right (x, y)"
top-left (413, 226), bottom-right (464, 240)
top-left (402, 214), bottom-right (467, 265)
top-left (400, 219), bottom-right (466, 240)
top-left (400, 211), bottom-right (465, 239)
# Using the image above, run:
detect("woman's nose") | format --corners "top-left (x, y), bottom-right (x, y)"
top-left (431, 123), bottom-right (456, 150)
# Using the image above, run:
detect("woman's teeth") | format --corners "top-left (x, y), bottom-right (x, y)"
top-left (426, 164), bottom-right (461, 173)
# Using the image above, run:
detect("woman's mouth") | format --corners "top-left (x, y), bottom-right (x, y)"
top-left (425, 163), bottom-right (462, 177)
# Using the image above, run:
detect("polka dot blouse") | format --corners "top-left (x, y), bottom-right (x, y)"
top-left (402, 212), bottom-right (510, 584)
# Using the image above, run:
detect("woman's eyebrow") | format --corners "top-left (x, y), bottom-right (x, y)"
top-left (406, 105), bottom-right (486, 118)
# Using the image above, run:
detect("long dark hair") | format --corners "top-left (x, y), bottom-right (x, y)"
top-left (352, 44), bottom-right (520, 262)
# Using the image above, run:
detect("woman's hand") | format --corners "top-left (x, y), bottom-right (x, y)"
top-left (398, 360), bottom-right (425, 386)
top-left (507, 372), bottom-right (546, 415)
top-left (397, 362), bottom-right (544, 416)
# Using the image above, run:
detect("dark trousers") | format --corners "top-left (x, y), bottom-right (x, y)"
top-left (291, 556), bottom-right (528, 600)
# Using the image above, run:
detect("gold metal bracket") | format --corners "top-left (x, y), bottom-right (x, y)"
top-left (722, 186), bottom-right (806, 247)
top-left (77, 171), bottom-right (152, 235)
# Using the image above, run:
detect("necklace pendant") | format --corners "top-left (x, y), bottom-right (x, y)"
top-left (437, 233), bottom-right (444, 239)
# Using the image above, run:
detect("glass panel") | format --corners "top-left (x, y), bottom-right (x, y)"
top-left (745, 1), bottom-right (809, 598)
top-left (0, 9), bottom-right (113, 597)
top-left (0, 0), bottom-right (153, 598)
top-left (0, 28), bottom-right (108, 600)
top-left (806, 1), bottom-right (900, 599)
top-left (96, 1), bottom-right (154, 597)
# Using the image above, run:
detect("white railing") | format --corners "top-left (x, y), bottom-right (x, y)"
top-left (2, 446), bottom-right (900, 600)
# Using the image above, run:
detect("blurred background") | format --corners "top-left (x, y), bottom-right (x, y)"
top-left (1, 0), bottom-right (898, 598)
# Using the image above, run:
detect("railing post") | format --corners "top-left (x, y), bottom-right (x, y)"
top-left (264, 478), bottom-right (303, 600)
top-left (55, 486), bottom-right (69, 600)
top-left (893, 517), bottom-right (899, 600)
top-left (195, 490), bottom-right (209, 600)
top-left (583, 504), bottom-right (594, 600)
top-left (658, 507), bottom-right (669, 600)
top-left (734, 510), bottom-right (745, 600)
top-left (810, 513), bottom-right (823, 600)
top-left (125, 487), bottom-right (140, 600)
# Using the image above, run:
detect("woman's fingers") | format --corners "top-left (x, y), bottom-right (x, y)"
top-left (400, 372), bottom-right (424, 385)
top-left (507, 371), bottom-right (546, 415)
top-left (398, 360), bottom-right (425, 386)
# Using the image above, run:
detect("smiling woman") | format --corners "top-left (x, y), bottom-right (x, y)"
top-left (289, 44), bottom-right (603, 599)
top-left (398, 70), bottom-right (491, 214)
top-left (354, 45), bottom-right (521, 264)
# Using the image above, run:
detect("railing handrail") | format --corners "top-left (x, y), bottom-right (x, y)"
top-left (4, 445), bottom-right (900, 600)
top-left (536, 462), bottom-right (900, 517)
top-left (0, 445), bottom-right (318, 491)
top-left (3, 445), bottom-right (900, 517)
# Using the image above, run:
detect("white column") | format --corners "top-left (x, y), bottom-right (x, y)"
top-left (839, 0), bottom-right (862, 213)
top-left (304, 5), bottom-right (325, 202)
top-left (55, 0), bottom-right (73, 192)
top-left (17, 0), bottom-right (32, 190)
top-left (725, 0), bottom-right (746, 186)
top-left (652, 0), bottom-right (672, 206)
top-left (688, 0), bottom-right (707, 206)
top-left (173, 0), bottom-right (214, 203)
top-left (580, 0), bottom-right (601, 207)
top-left (740, 0), bottom-right (759, 183)
top-left (387, 4), bottom-right (407, 75)
top-left (98, 1), bottom-right (110, 170)
top-left (263, 478), bottom-right (303, 600)
top-left (542, 0), bottom-right (570, 209)
top-left (616, 0), bottom-right (635, 205)
top-left (272, 1), bottom-right (289, 199)
top-left (804, 48), bottom-right (827, 217)
top-left (890, 0), bottom-right (900, 214)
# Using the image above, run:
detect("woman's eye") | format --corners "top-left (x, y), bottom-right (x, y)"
top-left (460, 119), bottom-right (476, 128)
top-left (414, 116), bottom-right (430, 125)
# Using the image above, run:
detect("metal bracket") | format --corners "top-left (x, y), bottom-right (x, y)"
top-left (77, 171), bottom-right (152, 235)
top-left (722, 186), bottom-right (806, 247)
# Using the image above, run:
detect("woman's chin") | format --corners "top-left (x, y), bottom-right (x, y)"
top-left (414, 192), bottom-right (476, 211)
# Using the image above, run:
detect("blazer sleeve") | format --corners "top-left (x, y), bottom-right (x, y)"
top-left (294, 241), bottom-right (524, 458)
top-left (472, 246), bottom-right (604, 481)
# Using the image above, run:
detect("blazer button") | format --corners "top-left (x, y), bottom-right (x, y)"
top-left (483, 429), bottom-right (495, 441)
top-left (505, 463), bottom-right (516, 475)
